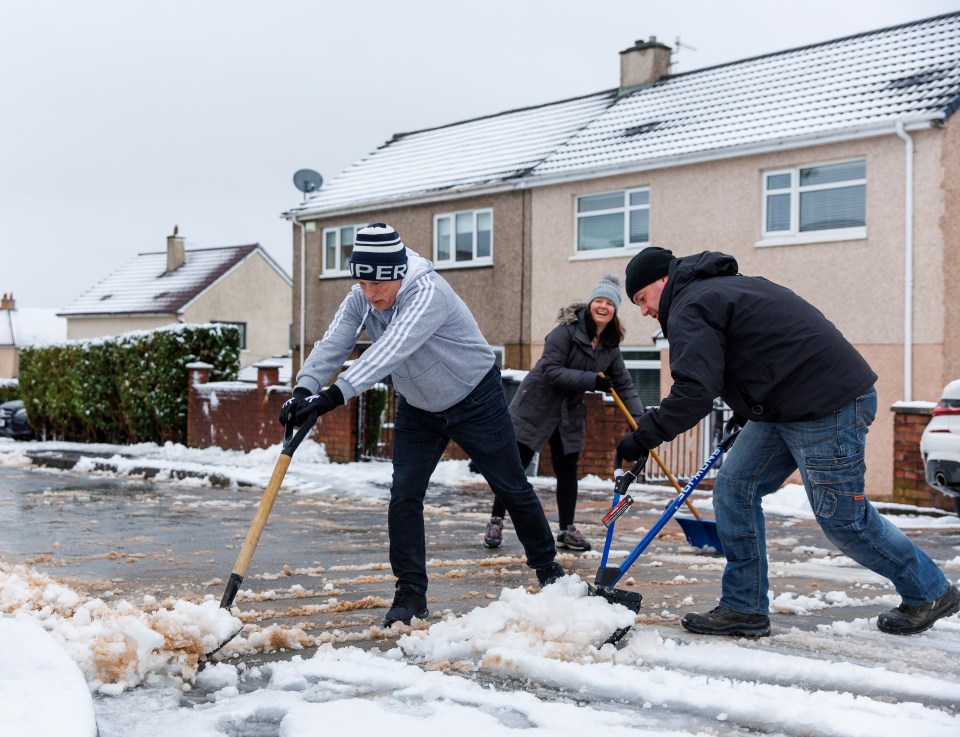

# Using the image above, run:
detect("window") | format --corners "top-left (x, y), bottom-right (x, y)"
top-left (214, 321), bottom-right (247, 350)
top-left (322, 224), bottom-right (365, 276)
top-left (576, 188), bottom-right (650, 253)
top-left (433, 209), bottom-right (492, 267)
top-left (621, 348), bottom-right (661, 407)
top-left (762, 160), bottom-right (865, 239)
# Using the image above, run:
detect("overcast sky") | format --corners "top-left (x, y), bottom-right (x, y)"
top-left (3, 0), bottom-right (957, 309)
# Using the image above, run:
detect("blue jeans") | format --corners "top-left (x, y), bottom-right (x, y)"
top-left (389, 365), bottom-right (557, 591)
top-left (713, 387), bottom-right (949, 614)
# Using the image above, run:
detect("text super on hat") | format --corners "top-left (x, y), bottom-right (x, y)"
top-left (349, 223), bottom-right (409, 280)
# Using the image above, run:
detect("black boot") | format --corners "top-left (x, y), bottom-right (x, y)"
top-left (382, 584), bottom-right (429, 627)
top-left (877, 584), bottom-right (959, 635)
top-left (681, 606), bottom-right (771, 637)
top-left (536, 561), bottom-right (565, 587)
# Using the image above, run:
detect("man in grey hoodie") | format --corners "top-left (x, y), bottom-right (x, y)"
top-left (279, 223), bottom-right (565, 626)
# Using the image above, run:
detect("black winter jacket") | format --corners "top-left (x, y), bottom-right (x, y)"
top-left (632, 251), bottom-right (877, 449)
top-left (510, 305), bottom-right (644, 455)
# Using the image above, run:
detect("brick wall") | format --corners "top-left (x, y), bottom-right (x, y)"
top-left (891, 404), bottom-right (952, 512)
top-left (186, 365), bottom-right (951, 511)
top-left (187, 364), bottom-right (624, 475)
top-left (187, 362), bottom-right (358, 461)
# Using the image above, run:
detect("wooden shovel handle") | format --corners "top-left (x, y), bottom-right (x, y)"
top-left (602, 374), bottom-right (704, 520)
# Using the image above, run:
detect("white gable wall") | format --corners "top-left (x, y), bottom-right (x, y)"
top-left (183, 251), bottom-right (291, 366)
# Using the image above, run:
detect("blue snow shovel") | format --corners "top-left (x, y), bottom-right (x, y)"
top-left (589, 423), bottom-right (741, 645)
top-left (607, 385), bottom-right (723, 552)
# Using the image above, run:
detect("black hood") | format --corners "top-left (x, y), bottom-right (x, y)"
top-left (659, 251), bottom-right (739, 332)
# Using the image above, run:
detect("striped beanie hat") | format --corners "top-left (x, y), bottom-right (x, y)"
top-left (349, 223), bottom-right (409, 281)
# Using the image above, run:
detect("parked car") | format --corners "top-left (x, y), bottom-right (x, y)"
top-left (920, 379), bottom-right (960, 515)
top-left (0, 399), bottom-right (35, 440)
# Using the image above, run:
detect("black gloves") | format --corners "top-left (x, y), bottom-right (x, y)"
top-left (279, 385), bottom-right (345, 426)
top-left (594, 374), bottom-right (613, 393)
top-left (617, 431), bottom-right (648, 465)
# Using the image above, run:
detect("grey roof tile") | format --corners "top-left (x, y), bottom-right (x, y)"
top-left (59, 245), bottom-right (259, 317)
top-left (287, 12), bottom-right (960, 217)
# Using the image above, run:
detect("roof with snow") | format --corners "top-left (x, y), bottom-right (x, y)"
top-left (0, 308), bottom-right (67, 347)
top-left (58, 245), bottom-right (278, 317)
top-left (287, 12), bottom-right (960, 218)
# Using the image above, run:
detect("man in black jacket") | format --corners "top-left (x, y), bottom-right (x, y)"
top-left (618, 247), bottom-right (958, 637)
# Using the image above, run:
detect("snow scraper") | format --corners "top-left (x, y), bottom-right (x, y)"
top-left (590, 423), bottom-right (741, 645)
top-left (202, 415), bottom-right (317, 662)
top-left (605, 380), bottom-right (723, 553)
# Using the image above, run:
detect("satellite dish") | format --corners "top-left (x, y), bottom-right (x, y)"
top-left (293, 169), bottom-right (323, 199)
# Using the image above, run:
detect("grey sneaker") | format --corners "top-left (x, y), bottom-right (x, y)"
top-left (681, 606), bottom-right (771, 637)
top-left (877, 584), bottom-right (960, 635)
top-left (557, 525), bottom-right (591, 551)
top-left (483, 516), bottom-right (503, 548)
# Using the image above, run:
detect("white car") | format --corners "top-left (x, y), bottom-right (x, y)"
top-left (920, 379), bottom-right (960, 515)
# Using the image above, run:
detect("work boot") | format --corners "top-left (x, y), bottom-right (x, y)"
top-left (556, 525), bottom-right (591, 551)
top-left (681, 606), bottom-right (771, 637)
top-left (877, 584), bottom-right (960, 635)
top-left (536, 561), bottom-right (565, 587)
top-left (483, 516), bottom-right (503, 548)
top-left (382, 584), bottom-right (429, 627)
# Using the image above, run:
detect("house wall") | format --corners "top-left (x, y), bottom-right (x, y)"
top-left (67, 315), bottom-right (173, 339)
top-left (293, 191), bottom-right (531, 376)
top-left (184, 252), bottom-right (292, 365)
top-left (0, 346), bottom-right (17, 378)
top-left (530, 129), bottom-right (950, 499)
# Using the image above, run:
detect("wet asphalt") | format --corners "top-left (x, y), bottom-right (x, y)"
top-left (3, 454), bottom-right (959, 661)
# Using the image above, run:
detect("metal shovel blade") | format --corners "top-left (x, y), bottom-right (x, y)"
top-left (675, 516), bottom-right (724, 553)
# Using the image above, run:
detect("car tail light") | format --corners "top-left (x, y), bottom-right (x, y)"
top-left (932, 402), bottom-right (960, 417)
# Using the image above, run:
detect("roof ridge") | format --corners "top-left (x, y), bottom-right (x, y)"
top-left (666, 10), bottom-right (960, 81)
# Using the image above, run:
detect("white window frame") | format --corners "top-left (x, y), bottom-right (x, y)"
top-left (758, 158), bottom-right (866, 248)
top-left (433, 209), bottom-right (493, 269)
top-left (572, 187), bottom-right (650, 260)
top-left (321, 223), bottom-right (366, 278)
top-left (621, 346), bottom-right (662, 408)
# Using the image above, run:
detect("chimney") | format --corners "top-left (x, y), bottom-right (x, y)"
top-left (166, 225), bottom-right (185, 272)
top-left (0, 292), bottom-right (15, 310)
top-left (619, 36), bottom-right (672, 94)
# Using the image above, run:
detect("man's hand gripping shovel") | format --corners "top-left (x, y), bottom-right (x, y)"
top-left (200, 413), bottom-right (318, 665)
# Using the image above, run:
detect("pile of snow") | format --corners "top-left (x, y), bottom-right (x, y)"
top-left (0, 562), bottom-right (239, 691)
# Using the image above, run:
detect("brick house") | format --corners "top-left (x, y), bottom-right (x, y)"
top-left (281, 13), bottom-right (960, 498)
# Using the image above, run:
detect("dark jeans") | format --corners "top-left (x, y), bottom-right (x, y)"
top-left (389, 365), bottom-right (557, 591)
top-left (491, 428), bottom-right (581, 529)
top-left (714, 388), bottom-right (949, 613)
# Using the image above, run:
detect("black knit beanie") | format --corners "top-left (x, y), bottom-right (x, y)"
top-left (625, 247), bottom-right (674, 300)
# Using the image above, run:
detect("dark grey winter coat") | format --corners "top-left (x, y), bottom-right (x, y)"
top-left (510, 304), bottom-right (644, 455)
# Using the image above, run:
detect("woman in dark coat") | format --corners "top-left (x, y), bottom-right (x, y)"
top-left (484, 274), bottom-right (644, 551)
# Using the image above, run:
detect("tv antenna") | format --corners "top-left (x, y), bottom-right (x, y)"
top-left (293, 169), bottom-right (323, 201)
top-left (672, 36), bottom-right (697, 69)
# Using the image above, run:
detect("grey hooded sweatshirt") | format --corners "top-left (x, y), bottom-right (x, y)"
top-left (295, 250), bottom-right (496, 412)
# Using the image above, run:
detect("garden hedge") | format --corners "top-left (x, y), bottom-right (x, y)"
top-left (18, 323), bottom-right (239, 443)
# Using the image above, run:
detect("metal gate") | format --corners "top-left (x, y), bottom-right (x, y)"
top-left (356, 383), bottom-right (397, 462)
top-left (643, 402), bottom-right (732, 482)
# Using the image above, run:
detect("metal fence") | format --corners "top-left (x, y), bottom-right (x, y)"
top-left (643, 402), bottom-right (733, 483)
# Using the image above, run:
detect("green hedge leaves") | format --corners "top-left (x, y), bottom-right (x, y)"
top-left (18, 323), bottom-right (239, 443)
